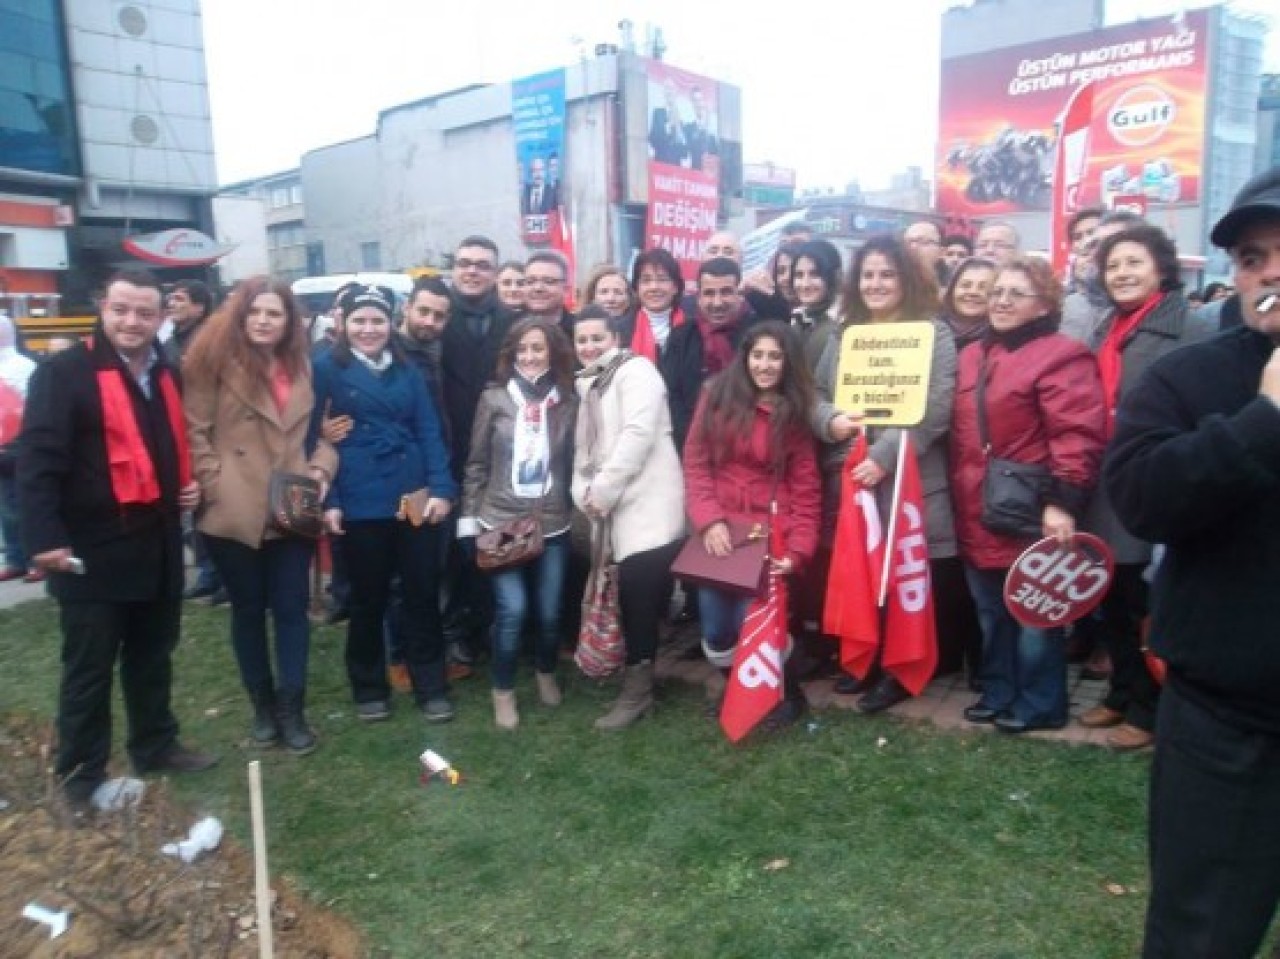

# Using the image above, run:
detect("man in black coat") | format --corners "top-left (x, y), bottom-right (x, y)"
top-left (20, 268), bottom-right (217, 806)
top-left (1105, 167), bottom-right (1280, 959)
top-left (440, 237), bottom-right (514, 662)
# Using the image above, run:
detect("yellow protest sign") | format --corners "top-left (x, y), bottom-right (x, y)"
top-left (832, 321), bottom-right (936, 427)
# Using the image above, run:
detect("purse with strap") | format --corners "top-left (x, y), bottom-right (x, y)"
top-left (475, 466), bottom-right (551, 571)
top-left (574, 519), bottom-right (624, 679)
top-left (670, 470), bottom-right (779, 599)
top-left (976, 353), bottom-right (1051, 540)
top-left (267, 471), bottom-right (324, 539)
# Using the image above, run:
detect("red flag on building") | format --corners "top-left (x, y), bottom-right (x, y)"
top-left (549, 209), bottom-right (577, 311)
top-left (823, 434), bottom-right (883, 681)
top-left (720, 515), bottom-right (790, 743)
top-left (880, 436), bottom-right (937, 696)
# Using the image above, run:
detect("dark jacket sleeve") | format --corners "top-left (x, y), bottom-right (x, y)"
top-left (17, 360), bottom-right (74, 557)
top-left (1105, 363), bottom-right (1280, 543)
top-left (309, 358), bottom-right (341, 511)
top-left (409, 370), bottom-right (458, 502)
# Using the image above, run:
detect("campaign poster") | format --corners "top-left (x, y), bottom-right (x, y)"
top-left (644, 60), bottom-right (721, 278)
top-left (937, 8), bottom-right (1209, 215)
top-left (513, 69), bottom-right (566, 245)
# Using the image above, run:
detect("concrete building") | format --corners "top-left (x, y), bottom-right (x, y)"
top-left (218, 168), bottom-right (306, 281)
top-left (1258, 74), bottom-right (1280, 173)
top-left (1, 0), bottom-right (218, 319)
top-left (297, 53), bottom-right (742, 279)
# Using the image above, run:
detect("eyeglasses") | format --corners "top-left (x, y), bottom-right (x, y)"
top-left (906, 236), bottom-right (941, 247)
top-left (978, 241), bottom-right (1017, 252)
top-left (988, 288), bottom-right (1042, 304)
top-left (525, 275), bottom-right (563, 287)
top-left (455, 258), bottom-right (495, 272)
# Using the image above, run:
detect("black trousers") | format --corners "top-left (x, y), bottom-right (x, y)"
top-left (1100, 563), bottom-right (1159, 730)
top-left (1142, 682), bottom-right (1280, 958)
top-left (56, 599), bottom-right (182, 799)
top-left (617, 539), bottom-right (683, 664)
top-left (343, 519), bottom-right (446, 705)
top-left (932, 556), bottom-right (983, 677)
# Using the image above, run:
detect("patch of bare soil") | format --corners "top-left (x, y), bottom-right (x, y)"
top-left (0, 716), bottom-right (365, 958)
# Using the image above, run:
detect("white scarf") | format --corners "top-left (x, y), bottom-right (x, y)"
top-left (507, 378), bottom-right (560, 498)
top-left (352, 348), bottom-right (393, 373)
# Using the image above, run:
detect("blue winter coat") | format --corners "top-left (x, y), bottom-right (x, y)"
top-left (312, 352), bottom-right (457, 520)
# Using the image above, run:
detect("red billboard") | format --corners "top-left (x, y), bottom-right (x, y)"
top-left (937, 9), bottom-right (1210, 216)
top-left (644, 60), bottom-right (720, 278)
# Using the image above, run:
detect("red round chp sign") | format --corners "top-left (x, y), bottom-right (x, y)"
top-left (1003, 533), bottom-right (1115, 629)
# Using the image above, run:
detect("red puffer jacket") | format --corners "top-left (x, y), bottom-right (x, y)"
top-left (683, 397), bottom-right (821, 571)
top-left (950, 323), bottom-right (1107, 570)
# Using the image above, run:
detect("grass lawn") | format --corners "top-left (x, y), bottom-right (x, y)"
top-left (0, 599), bottom-right (1155, 958)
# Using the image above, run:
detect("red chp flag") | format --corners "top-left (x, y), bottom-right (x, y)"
top-left (880, 436), bottom-right (937, 696)
top-left (720, 513), bottom-right (790, 743)
top-left (823, 434), bottom-right (883, 680)
top-left (549, 210), bottom-right (577, 310)
top-left (1050, 81), bottom-right (1096, 277)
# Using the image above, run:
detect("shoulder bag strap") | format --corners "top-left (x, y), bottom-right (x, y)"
top-left (975, 350), bottom-right (992, 455)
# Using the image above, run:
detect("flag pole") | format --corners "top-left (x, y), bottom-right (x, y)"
top-left (877, 433), bottom-right (910, 608)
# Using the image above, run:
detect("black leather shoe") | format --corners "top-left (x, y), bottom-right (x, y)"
top-left (833, 673), bottom-right (877, 696)
top-left (143, 743), bottom-right (220, 773)
top-left (963, 703), bottom-right (1000, 724)
top-left (994, 714), bottom-right (1066, 735)
top-left (857, 676), bottom-right (909, 715)
top-left (760, 697), bottom-right (807, 732)
top-left (183, 584), bottom-right (216, 601)
top-left (323, 606), bottom-right (350, 626)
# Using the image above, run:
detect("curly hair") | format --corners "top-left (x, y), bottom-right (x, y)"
top-left (841, 234), bottom-right (938, 325)
top-left (1094, 223), bottom-right (1184, 299)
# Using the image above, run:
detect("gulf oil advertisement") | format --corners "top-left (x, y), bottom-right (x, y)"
top-left (937, 9), bottom-right (1209, 216)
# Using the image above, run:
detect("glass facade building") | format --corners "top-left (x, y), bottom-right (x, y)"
top-left (0, 0), bottom-right (79, 178)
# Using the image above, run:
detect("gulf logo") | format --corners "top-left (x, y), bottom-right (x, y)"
top-left (1106, 84), bottom-right (1177, 148)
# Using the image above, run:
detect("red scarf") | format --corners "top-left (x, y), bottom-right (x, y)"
top-left (97, 366), bottom-right (192, 505)
top-left (696, 313), bottom-right (738, 375)
top-left (629, 307), bottom-right (684, 364)
top-left (1097, 292), bottom-right (1161, 435)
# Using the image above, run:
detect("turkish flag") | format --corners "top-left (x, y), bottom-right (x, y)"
top-left (823, 434), bottom-right (883, 681)
top-left (881, 436), bottom-right (938, 696)
top-left (720, 518), bottom-right (790, 742)
top-left (1050, 81), bottom-right (1096, 277)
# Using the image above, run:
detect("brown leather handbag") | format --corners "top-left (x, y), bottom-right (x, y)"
top-left (475, 515), bottom-right (544, 571)
top-left (267, 471), bottom-right (324, 539)
top-left (670, 518), bottom-right (769, 598)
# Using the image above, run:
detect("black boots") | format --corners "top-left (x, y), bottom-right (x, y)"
top-left (276, 689), bottom-right (317, 756)
top-left (249, 686), bottom-right (280, 746)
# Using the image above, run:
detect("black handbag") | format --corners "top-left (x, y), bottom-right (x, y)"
top-left (267, 471), bottom-right (324, 539)
top-left (976, 356), bottom-right (1050, 540)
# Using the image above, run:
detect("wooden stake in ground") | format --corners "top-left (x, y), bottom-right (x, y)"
top-left (248, 760), bottom-right (274, 959)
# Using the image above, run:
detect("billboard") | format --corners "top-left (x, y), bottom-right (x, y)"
top-left (937, 9), bottom-right (1209, 216)
top-left (644, 60), bottom-right (721, 279)
top-left (513, 69), bottom-right (566, 245)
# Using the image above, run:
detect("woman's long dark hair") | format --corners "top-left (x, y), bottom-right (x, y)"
top-left (184, 276), bottom-right (309, 388)
top-left (697, 321), bottom-right (815, 470)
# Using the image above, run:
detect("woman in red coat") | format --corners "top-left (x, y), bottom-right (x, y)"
top-left (950, 257), bottom-right (1107, 734)
top-left (683, 321), bottom-right (821, 729)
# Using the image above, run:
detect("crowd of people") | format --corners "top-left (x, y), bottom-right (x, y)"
top-left (6, 164), bottom-right (1280, 959)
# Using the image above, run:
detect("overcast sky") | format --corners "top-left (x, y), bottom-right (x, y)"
top-left (202, 0), bottom-right (1279, 189)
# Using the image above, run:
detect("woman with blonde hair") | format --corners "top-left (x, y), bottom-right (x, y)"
top-left (184, 276), bottom-right (337, 754)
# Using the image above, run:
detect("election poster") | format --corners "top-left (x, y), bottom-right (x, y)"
top-left (513, 69), bottom-right (566, 245)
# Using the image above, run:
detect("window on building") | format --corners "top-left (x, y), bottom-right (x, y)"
top-left (270, 187), bottom-right (290, 208)
top-left (360, 241), bottom-right (381, 270)
top-left (289, 184), bottom-right (303, 205)
top-left (0, 2), bottom-right (80, 177)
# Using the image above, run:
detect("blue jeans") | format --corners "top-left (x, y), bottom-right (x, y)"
top-left (964, 565), bottom-right (1066, 726)
top-left (489, 533), bottom-right (568, 690)
top-left (206, 535), bottom-right (314, 694)
top-left (698, 587), bottom-right (751, 657)
top-left (0, 474), bottom-right (26, 570)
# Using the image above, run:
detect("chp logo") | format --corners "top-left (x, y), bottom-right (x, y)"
top-left (1107, 85), bottom-right (1176, 148)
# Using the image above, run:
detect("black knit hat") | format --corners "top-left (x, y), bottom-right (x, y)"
top-left (1210, 166), bottom-right (1280, 249)
top-left (337, 283), bottom-right (396, 320)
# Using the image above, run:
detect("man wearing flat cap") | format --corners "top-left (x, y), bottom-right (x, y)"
top-left (1106, 166), bottom-right (1280, 958)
